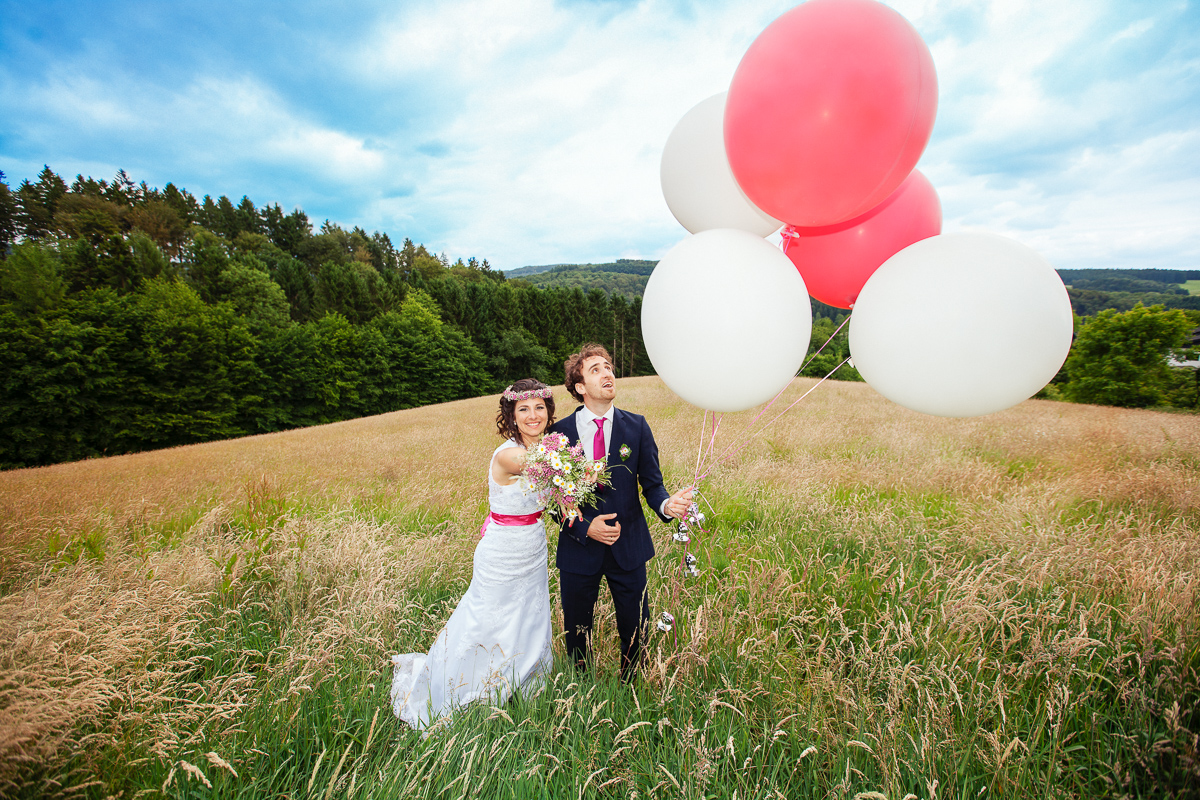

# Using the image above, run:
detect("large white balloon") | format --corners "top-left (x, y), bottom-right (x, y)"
top-left (849, 232), bottom-right (1074, 417)
top-left (660, 93), bottom-right (782, 236)
top-left (642, 229), bottom-right (811, 412)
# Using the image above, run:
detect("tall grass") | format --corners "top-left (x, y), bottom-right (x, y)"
top-left (1, 377), bottom-right (1197, 798)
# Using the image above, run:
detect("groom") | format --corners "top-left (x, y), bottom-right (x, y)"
top-left (548, 343), bottom-right (692, 680)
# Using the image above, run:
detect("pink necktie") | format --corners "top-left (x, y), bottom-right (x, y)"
top-left (593, 418), bottom-right (606, 460)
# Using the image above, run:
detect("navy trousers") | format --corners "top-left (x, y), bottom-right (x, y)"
top-left (560, 547), bottom-right (650, 680)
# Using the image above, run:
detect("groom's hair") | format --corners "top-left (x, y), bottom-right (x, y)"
top-left (563, 344), bottom-right (613, 403)
top-left (495, 378), bottom-right (556, 444)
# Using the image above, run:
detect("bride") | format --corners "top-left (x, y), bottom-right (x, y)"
top-left (391, 378), bottom-right (556, 731)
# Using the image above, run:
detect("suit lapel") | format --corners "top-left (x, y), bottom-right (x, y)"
top-left (609, 407), bottom-right (627, 466)
top-left (561, 407), bottom-right (584, 447)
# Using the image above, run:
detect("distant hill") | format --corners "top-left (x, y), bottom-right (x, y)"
top-left (506, 261), bottom-right (1200, 314)
top-left (505, 263), bottom-right (575, 278)
top-left (505, 259), bottom-right (657, 299)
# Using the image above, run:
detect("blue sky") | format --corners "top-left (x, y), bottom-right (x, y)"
top-left (2, 0), bottom-right (1197, 271)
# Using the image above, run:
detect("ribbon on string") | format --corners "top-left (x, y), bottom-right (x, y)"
top-left (778, 224), bottom-right (800, 256)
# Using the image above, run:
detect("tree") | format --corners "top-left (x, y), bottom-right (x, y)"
top-left (312, 259), bottom-right (384, 324)
top-left (128, 231), bottom-right (173, 284)
top-left (183, 228), bottom-right (231, 303)
top-left (0, 243), bottom-right (65, 314)
top-left (0, 171), bottom-right (18, 253)
top-left (121, 278), bottom-right (263, 447)
top-left (799, 314), bottom-right (862, 381)
top-left (15, 166), bottom-right (68, 239)
top-left (128, 200), bottom-right (188, 260)
top-left (160, 182), bottom-right (199, 227)
top-left (491, 327), bottom-right (553, 386)
top-left (0, 293), bottom-right (132, 467)
top-left (217, 259), bottom-right (292, 331)
top-left (1062, 304), bottom-right (1195, 408)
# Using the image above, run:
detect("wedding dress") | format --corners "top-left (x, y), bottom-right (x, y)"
top-left (391, 439), bottom-right (554, 730)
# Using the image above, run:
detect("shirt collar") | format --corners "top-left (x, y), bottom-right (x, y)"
top-left (579, 403), bottom-right (613, 426)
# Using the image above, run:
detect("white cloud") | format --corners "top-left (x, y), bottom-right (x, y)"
top-left (2, 0), bottom-right (1198, 272)
top-left (176, 79), bottom-right (389, 180)
top-left (346, 0), bottom-right (795, 266)
top-left (352, 0), bottom-right (555, 82)
top-left (3, 67), bottom-right (390, 193)
top-left (1111, 17), bottom-right (1155, 43)
top-left (933, 129), bottom-right (1200, 269)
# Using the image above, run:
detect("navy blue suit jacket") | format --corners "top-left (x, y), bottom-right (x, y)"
top-left (548, 406), bottom-right (672, 575)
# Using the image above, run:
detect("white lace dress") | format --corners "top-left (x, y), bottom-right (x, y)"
top-left (390, 439), bottom-right (554, 731)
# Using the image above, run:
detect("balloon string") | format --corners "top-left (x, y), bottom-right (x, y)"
top-left (670, 313), bottom-right (850, 649)
top-left (693, 313), bottom-right (852, 479)
top-left (701, 412), bottom-right (722, 480)
top-left (693, 411), bottom-right (722, 488)
top-left (696, 356), bottom-right (850, 484)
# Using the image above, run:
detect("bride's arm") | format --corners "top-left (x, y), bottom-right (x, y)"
top-left (493, 446), bottom-right (526, 482)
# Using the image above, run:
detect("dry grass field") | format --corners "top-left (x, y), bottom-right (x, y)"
top-left (1, 376), bottom-right (1198, 799)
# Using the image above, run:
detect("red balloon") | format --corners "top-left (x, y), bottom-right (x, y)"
top-left (725, 0), bottom-right (937, 227)
top-left (784, 169), bottom-right (941, 309)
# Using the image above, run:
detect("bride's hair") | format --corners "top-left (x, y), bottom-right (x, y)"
top-left (496, 378), bottom-right (556, 444)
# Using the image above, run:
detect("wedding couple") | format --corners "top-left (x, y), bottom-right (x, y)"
top-left (391, 343), bottom-right (693, 731)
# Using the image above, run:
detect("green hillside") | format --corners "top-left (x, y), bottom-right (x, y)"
top-left (508, 259), bottom-right (656, 299)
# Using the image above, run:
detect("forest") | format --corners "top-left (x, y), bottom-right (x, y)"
top-left (0, 166), bottom-right (1197, 470)
top-left (0, 168), bottom-right (651, 469)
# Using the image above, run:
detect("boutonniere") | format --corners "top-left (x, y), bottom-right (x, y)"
top-left (619, 444), bottom-right (632, 461)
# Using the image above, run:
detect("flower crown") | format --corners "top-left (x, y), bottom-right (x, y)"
top-left (502, 384), bottom-right (553, 401)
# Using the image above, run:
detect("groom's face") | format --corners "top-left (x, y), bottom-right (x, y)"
top-left (576, 355), bottom-right (616, 405)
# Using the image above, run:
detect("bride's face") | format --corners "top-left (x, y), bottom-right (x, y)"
top-left (514, 399), bottom-right (548, 443)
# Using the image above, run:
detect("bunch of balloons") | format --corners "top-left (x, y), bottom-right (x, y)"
top-left (644, 0), bottom-right (1073, 419)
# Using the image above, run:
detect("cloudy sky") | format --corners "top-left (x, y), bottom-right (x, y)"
top-left (1, 0), bottom-right (1197, 271)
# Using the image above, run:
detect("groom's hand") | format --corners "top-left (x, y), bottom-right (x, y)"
top-left (665, 487), bottom-right (694, 519)
top-left (587, 513), bottom-right (621, 545)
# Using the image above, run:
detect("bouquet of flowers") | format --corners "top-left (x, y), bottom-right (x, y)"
top-left (523, 432), bottom-right (611, 523)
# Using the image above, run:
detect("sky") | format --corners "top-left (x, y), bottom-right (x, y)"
top-left (1, 0), bottom-right (1197, 272)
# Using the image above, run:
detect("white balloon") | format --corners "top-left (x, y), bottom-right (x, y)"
top-left (849, 232), bottom-right (1074, 418)
top-left (660, 93), bottom-right (783, 237)
top-left (642, 229), bottom-right (811, 412)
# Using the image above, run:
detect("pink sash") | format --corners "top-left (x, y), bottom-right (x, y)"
top-left (479, 510), bottom-right (543, 537)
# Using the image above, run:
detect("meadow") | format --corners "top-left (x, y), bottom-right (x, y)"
top-left (1, 376), bottom-right (1198, 799)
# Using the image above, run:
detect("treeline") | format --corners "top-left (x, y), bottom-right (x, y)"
top-left (0, 167), bottom-right (652, 469)
top-left (519, 257), bottom-right (1200, 319)
top-left (1059, 267), bottom-right (1200, 291)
